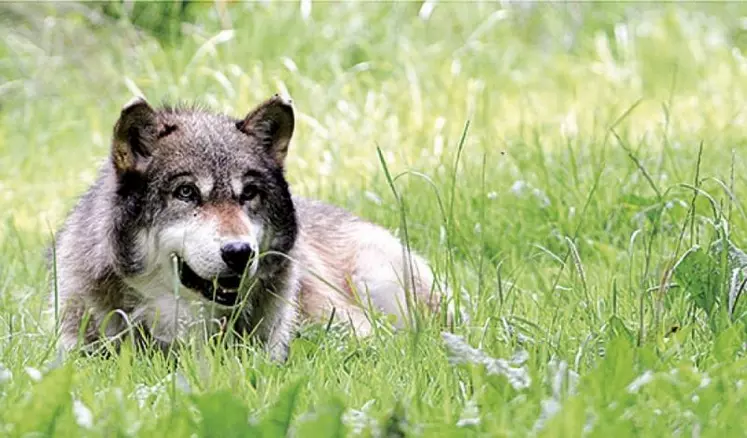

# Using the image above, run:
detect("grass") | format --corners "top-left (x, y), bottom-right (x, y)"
top-left (2, 2), bottom-right (747, 436)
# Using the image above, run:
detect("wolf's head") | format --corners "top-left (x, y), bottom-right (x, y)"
top-left (108, 95), bottom-right (297, 307)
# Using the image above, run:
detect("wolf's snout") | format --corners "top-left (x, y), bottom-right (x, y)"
top-left (221, 241), bottom-right (254, 274)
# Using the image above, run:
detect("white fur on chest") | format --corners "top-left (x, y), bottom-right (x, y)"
top-left (125, 272), bottom-right (230, 345)
top-left (139, 292), bottom-right (227, 345)
top-left (123, 229), bottom-right (233, 345)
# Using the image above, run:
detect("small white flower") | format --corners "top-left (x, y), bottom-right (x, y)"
top-left (699, 375), bottom-right (711, 389)
top-left (451, 59), bottom-right (462, 76)
top-left (626, 370), bottom-right (654, 393)
top-left (73, 399), bottom-right (94, 429)
top-left (0, 364), bottom-right (12, 383)
top-left (442, 332), bottom-right (531, 390)
top-left (456, 398), bottom-right (481, 427)
top-left (25, 367), bottom-right (42, 382)
top-left (510, 350), bottom-right (530, 366)
top-left (510, 180), bottom-right (528, 195)
top-left (342, 399), bottom-right (378, 436)
top-left (131, 382), bottom-right (167, 409)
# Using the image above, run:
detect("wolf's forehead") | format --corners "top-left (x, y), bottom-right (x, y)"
top-left (153, 110), bottom-right (265, 170)
top-left (160, 111), bottom-right (243, 145)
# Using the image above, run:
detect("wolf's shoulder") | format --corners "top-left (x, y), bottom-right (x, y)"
top-left (291, 195), bottom-right (355, 218)
top-left (290, 195), bottom-right (363, 230)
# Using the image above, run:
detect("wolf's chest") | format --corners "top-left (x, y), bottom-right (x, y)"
top-left (139, 291), bottom-right (236, 345)
top-left (124, 270), bottom-right (235, 346)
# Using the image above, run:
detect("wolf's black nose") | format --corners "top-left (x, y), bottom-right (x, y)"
top-left (220, 242), bottom-right (254, 274)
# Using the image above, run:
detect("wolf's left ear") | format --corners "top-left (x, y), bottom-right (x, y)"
top-left (237, 95), bottom-right (295, 167)
top-left (112, 96), bottom-right (158, 176)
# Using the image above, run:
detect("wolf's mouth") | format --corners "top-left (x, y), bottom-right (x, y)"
top-left (176, 257), bottom-right (241, 306)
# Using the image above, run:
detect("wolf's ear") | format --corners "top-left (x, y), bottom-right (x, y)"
top-left (112, 96), bottom-right (158, 175)
top-left (237, 95), bottom-right (295, 167)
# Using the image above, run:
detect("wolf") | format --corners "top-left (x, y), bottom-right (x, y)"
top-left (50, 94), bottom-right (451, 362)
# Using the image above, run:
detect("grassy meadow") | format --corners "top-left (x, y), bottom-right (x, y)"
top-left (2, 2), bottom-right (747, 436)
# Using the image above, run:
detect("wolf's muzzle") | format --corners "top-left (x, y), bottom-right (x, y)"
top-left (176, 257), bottom-right (240, 306)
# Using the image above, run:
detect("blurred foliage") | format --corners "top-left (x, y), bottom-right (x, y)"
top-left (96, 0), bottom-right (196, 45)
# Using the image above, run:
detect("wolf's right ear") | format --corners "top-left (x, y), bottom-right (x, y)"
top-left (111, 96), bottom-right (158, 175)
top-left (237, 95), bottom-right (295, 167)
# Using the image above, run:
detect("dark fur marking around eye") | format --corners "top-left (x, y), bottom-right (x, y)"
top-left (157, 124), bottom-right (178, 139)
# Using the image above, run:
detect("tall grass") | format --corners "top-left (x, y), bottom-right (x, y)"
top-left (1, 2), bottom-right (747, 436)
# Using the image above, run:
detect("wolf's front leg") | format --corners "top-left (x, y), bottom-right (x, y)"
top-left (263, 298), bottom-right (298, 363)
top-left (246, 278), bottom-right (300, 363)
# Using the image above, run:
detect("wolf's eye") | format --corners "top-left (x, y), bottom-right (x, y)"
top-left (174, 184), bottom-right (200, 203)
top-left (240, 185), bottom-right (260, 203)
